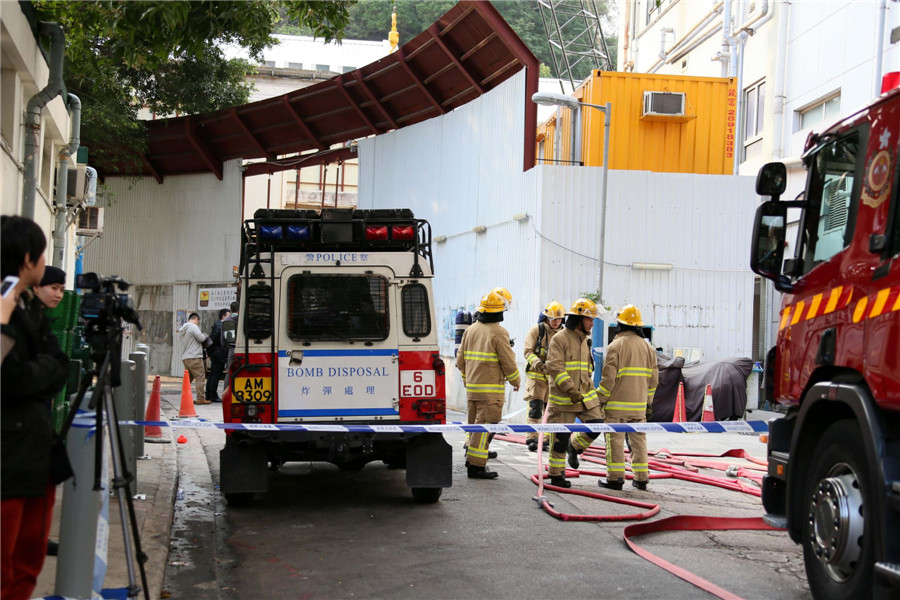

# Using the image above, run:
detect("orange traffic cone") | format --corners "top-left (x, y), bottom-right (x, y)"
top-left (701, 384), bottom-right (715, 422)
top-left (144, 376), bottom-right (170, 443)
top-left (672, 381), bottom-right (687, 423)
top-left (176, 369), bottom-right (198, 418)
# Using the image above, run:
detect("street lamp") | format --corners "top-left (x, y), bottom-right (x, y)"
top-left (531, 92), bottom-right (611, 299)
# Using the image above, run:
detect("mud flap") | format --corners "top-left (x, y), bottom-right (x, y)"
top-left (220, 439), bottom-right (269, 494)
top-left (406, 433), bottom-right (452, 489)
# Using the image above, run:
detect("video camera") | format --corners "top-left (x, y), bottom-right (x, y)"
top-left (76, 272), bottom-right (142, 330)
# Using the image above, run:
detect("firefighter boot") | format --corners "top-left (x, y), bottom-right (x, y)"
top-left (467, 465), bottom-right (499, 479)
top-left (549, 475), bottom-right (571, 488)
top-left (567, 440), bottom-right (580, 469)
top-left (632, 480), bottom-right (648, 491)
top-left (463, 446), bottom-right (498, 461)
top-left (598, 479), bottom-right (624, 491)
top-left (526, 439), bottom-right (538, 452)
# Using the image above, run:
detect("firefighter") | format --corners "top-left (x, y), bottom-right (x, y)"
top-left (457, 290), bottom-right (520, 479)
top-left (597, 304), bottom-right (658, 491)
top-left (523, 301), bottom-right (565, 452)
top-left (544, 298), bottom-right (605, 488)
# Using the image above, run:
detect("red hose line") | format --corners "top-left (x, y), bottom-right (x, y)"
top-left (623, 516), bottom-right (783, 600)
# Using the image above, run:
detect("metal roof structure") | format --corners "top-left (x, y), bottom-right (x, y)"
top-left (113, 1), bottom-right (538, 182)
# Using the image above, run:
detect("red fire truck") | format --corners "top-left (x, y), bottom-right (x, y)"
top-left (750, 79), bottom-right (900, 599)
top-left (219, 208), bottom-right (451, 505)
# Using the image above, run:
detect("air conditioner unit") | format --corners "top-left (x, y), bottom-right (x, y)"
top-left (77, 206), bottom-right (104, 235)
top-left (66, 165), bottom-right (87, 205)
top-left (642, 91), bottom-right (686, 117)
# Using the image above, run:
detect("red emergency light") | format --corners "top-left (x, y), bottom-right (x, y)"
top-left (391, 225), bottom-right (415, 240)
top-left (365, 225), bottom-right (389, 240)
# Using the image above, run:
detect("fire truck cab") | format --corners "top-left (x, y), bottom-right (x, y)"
top-left (750, 82), bottom-right (900, 599)
top-left (220, 208), bottom-right (452, 505)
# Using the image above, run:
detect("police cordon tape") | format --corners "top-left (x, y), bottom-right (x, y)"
top-left (91, 419), bottom-right (770, 434)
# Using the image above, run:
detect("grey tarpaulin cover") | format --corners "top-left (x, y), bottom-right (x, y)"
top-left (649, 353), bottom-right (753, 421)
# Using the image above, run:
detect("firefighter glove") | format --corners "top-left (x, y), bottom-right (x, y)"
top-left (569, 391), bottom-right (584, 404)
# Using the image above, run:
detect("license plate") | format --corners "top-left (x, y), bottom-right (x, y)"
top-left (400, 370), bottom-right (436, 397)
top-left (233, 377), bottom-right (273, 402)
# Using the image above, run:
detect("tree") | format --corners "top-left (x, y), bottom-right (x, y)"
top-left (34, 1), bottom-right (354, 174)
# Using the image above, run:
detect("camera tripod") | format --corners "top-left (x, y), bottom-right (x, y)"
top-left (59, 304), bottom-right (148, 600)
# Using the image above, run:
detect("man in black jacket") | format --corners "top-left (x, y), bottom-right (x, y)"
top-left (206, 307), bottom-right (230, 402)
top-left (0, 216), bottom-right (71, 600)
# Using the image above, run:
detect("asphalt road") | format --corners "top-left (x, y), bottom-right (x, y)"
top-left (162, 403), bottom-right (812, 600)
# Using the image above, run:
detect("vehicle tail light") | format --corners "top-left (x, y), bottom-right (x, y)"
top-left (414, 399), bottom-right (445, 417)
top-left (432, 355), bottom-right (445, 375)
top-left (365, 225), bottom-right (388, 240)
top-left (231, 403), bottom-right (245, 419)
top-left (391, 225), bottom-right (415, 240)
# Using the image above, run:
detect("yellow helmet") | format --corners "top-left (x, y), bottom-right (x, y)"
top-left (491, 287), bottom-right (513, 307)
top-left (566, 298), bottom-right (598, 318)
top-left (479, 291), bottom-right (509, 313)
top-left (542, 301), bottom-right (565, 319)
top-left (616, 304), bottom-right (644, 326)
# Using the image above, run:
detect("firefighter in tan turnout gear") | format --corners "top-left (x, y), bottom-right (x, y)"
top-left (597, 304), bottom-right (658, 491)
top-left (456, 290), bottom-right (520, 479)
top-left (544, 298), bottom-right (606, 488)
top-left (523, 301), bottom-right (565, 452)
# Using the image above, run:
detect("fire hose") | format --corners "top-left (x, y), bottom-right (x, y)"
top-left (494, 429), bottom-right (782, 600)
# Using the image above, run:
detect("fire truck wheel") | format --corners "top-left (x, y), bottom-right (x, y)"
top-left (224, 492), bottom-right (256, 507)
top-left (801, 419), bottom-right (875, 599)
top-left (411, 487), bottom-right (442, 503)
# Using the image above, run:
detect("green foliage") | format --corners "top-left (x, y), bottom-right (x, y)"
top-left (34, 0), bottom-right (353, 174)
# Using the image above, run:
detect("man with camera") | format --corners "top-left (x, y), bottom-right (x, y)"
top-left (1, 216), bottom-right (72, 600)
top-left (179, 313), bottom-right (210, 405)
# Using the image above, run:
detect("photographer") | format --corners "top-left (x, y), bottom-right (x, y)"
top-left (0, 216), bottom-right (71, 600)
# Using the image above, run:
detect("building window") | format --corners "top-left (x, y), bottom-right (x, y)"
top-left (342, 66), bottom-right (356, 74)
top-left (288, 62), bottom-right (303, 70)
top-left (315, 64), bottom-right (329, 72)
top-left (263, 61), bottom-right (276, 68)
top-left (744, 80), bottom-right (765, 140)
top-left (798, 94), bottom-right (841, 131)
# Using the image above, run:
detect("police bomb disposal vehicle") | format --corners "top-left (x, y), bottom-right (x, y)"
top-left (220, 208), bottom-right (451, 505)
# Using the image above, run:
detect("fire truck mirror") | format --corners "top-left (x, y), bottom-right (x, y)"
top-left (751, 201), bottom-right (788, 284)
top-left (756, 162), bottom-right (787, 197)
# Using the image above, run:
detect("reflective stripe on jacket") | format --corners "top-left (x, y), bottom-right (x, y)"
top-left (523, 322), bottom-right (559, 401)
top-left (597, 330), bottom-right (659, 415)
top-left (455, 320), bottom-right (520, 402)
top-left (545, 327), bottom-right (600, 413)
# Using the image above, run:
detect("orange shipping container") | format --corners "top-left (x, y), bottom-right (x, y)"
top-left (536, 71), bottom-right (737, 175)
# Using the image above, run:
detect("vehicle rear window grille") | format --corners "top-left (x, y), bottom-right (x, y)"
top-left (287, 274), bottom-right (389, 341)
top-left (401, 284), bottom-right (430, 338)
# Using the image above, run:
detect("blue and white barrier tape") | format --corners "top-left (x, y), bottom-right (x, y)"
top-left (110, 419), bottom-right (769, 435)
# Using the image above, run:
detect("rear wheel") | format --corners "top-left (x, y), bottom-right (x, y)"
top-left (224, 492), bottom-right (255, 507)
top-left (411, 487), bottom-right (442, 503)
top-left (801, 420), bottom-right (875, 599)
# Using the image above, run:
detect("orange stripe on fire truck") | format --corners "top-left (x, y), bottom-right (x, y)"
top-left (780, 285), bottom-right (900, 330)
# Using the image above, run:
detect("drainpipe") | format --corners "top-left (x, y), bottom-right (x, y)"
top-left (874, 0), bottom-right (888, 97)
top-left (648, 3), bottom-right (724, 73)
top-left (714, 0), bottom-right (735, 77)
top-left (658, 27), bottom-right (675, 61)
top-left (23, 22), bottom-right (65, 220)
top-left (669, 24), bottom-right (723, 66)
top-left (53, 94), bottom-right (80, 269)
top-left (771, 0), bottom-right (790, 160)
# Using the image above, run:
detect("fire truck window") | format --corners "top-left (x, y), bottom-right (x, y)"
top-left (802, 132), bottom-right (860, 273)
top-left (287, 274), bottom-right (389, 342)
top-left (401, 283), bottom-right (431, 338)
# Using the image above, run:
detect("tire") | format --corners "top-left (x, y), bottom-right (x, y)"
top-left (411, 487), bottom-right (442, 503)
top-left (801, 419), bottom-right (876, 600)
top-left (224, 492), bottom-right (255, 507)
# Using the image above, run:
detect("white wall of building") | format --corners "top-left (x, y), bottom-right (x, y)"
top-left (359, 71), bottom-right (757, 419)
top-left (83, 160), bottom-right (243, 374)
top-left (1, 3), bottom-right (77, 279)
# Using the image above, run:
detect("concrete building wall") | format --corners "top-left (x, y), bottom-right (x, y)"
top-left (359, 71), bottom-right (756, 420)
top-left (83, 160), bottom-right (243, 374)
top-left (1, 2), bottom-right (76, 277)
